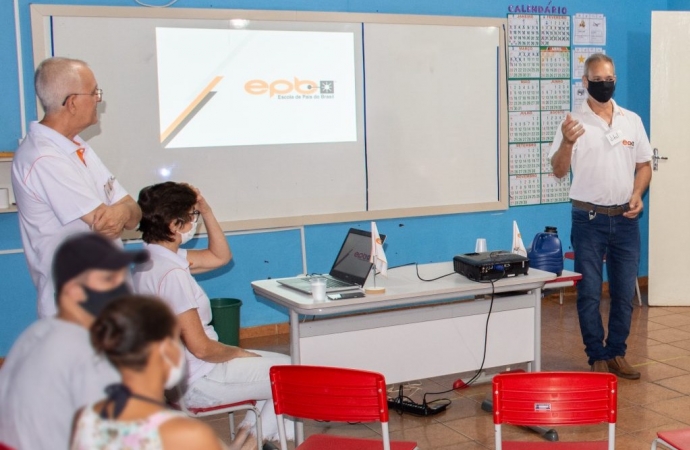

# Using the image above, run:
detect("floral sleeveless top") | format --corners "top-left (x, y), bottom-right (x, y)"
top-left (71, 404), bottom-right (187, 450)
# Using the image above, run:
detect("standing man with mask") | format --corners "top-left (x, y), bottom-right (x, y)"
top-left (549, 53), bottom-right (652, 379)
top-left (12, 57), bottom-right (141, 318)
top-left (0, 233), bottom-right (149, 450)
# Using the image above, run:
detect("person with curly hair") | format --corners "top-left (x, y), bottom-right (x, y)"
top-left (132, 182), bottom-right (292, 449)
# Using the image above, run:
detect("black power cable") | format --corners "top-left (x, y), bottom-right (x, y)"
top-left (387, 265), bottom-right (508, 415)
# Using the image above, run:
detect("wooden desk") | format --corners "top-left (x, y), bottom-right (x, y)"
top-left (252, 263), bottom-right (556, 384)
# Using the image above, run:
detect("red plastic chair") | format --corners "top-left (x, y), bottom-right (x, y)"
top-left (564, 251), bottom-right (642, 306)
top-left (269, 365), bottom-right (418, 450)
top-left (493, 371), bottom-right (617, 450)
top-left (652, 428), bottom-right (690, 449)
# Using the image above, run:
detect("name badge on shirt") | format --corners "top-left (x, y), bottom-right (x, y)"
top-left (606, 129), bottom-right (623, 146)
top-left (104, 176), bottom-right (115, 203)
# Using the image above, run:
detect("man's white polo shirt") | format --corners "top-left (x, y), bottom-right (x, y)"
top-left (11, 121), bottom-right (128, 317)
top-left (549, 99), bottom-right (652, 206)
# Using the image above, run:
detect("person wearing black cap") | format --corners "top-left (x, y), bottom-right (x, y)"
top-left (0, 232), bottom-right (149, 450)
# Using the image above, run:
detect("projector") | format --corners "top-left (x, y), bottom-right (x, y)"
top-left (453, 251), bottom-right (529, 281)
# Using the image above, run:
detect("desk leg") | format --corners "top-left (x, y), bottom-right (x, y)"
top-left (534, 287), bottom-right (542, 372)
top-left (484, 288), bottom-right (553, 443)
top-left (289, 310), bottom-right (301, 365)
top-left (289, 309), bottom-right (305, 444)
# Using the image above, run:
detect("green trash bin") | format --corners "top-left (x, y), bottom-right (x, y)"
top-left (209, 298), bottom-right (242, 346)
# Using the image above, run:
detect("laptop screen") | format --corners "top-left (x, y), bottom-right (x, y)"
top-left (329, 228), bottom-right (386, 285)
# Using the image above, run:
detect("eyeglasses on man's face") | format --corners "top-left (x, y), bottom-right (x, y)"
top-left (61, 88), bottom-right (103, 106)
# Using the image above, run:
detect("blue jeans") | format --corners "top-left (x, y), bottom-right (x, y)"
top-left (571, 207), bottom-right (640, 366)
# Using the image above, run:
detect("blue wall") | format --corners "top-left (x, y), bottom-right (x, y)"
top-left (0, 0), bottom-right (670, 355)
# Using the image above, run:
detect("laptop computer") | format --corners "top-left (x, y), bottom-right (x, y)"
top-left (277, 228), bottom-right (386, 294)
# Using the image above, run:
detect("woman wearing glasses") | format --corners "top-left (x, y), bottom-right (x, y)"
top-left (132, 182), bottom-right (292, 448)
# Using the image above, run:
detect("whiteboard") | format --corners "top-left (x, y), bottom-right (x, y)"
top-left (30, 6), bottom-right (508, 231)
top-left (48, 16), bottom-right (366, 226)
top-left (364, 23), bottom-right (500, 210)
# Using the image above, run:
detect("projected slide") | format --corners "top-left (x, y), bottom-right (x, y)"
top-left (155, 28), bottom-right (358, 148)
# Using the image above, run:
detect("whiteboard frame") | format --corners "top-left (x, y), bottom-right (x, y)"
top-left (30, 5), bottom-right (508, 232)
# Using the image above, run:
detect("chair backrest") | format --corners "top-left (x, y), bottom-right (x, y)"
top-left (493, 372), bottom-right (617, 449)
top-left (269, 365), bottom-right (389, 423)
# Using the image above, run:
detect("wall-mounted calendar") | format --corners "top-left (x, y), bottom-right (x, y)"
top-left (507, 12), bottom-right (606, 207)
top-left (508, 13), bottom-right (571, 206)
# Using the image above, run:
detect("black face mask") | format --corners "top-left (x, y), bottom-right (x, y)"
top-left (80, 283), bottom-right (131, 316)
top-left (586, 80), bottom-right (616, 103)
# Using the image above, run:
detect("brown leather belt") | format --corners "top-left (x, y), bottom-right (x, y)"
top-left (572, 200), bottom-right (629, 216)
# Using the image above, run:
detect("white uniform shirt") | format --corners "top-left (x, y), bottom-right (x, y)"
top-left (549, 99), bottom-right (653, 205)
top-left (0, 318), bottom-right (119, 450)
top-left (132, 244), bottom-right (216, 385)
top-left (11, 121), bottom-right (129, 317)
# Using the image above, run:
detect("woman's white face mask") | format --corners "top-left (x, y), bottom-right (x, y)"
top-left (177, 220), bottom-right (198, 245)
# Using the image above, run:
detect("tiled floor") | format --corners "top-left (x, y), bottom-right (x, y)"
top-left (203, 287), bottom-right (690, 449)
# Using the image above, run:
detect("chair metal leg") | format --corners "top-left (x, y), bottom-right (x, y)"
top-left (651, 437), bottom-right (680, 449)
top-left (232, 407), bottom-right (263, 450)
top-left (174, 393), bottom-right (262, 450)
top-left (481, 398), bottom-right (559, 442)
top-left (559, 288), bottom-right (564, 305)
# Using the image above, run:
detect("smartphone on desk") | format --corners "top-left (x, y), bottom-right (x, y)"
top-left (327, 291), bottom-right (366, 301)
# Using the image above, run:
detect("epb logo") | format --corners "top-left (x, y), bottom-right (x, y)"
top-left (354, 251), bottom-right (371, 262)
top-left (244, 78), bottom-right (334, 97)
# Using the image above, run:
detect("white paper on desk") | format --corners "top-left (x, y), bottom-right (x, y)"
top-left (512, 221), bottom-right (527, 257)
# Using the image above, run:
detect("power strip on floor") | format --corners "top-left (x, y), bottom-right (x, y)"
top-left (387, 398), bottom-right (448, 416)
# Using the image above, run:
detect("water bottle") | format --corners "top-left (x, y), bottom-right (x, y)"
top-left (527, 226), bottom-right (563, 276)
